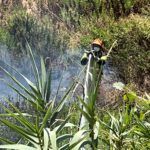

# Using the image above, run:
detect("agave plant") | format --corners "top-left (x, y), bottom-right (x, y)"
top-left (0, 98), bottom-right (90, 149)
top-left (1, 42), bottom-right (77, 114)
top-left (0, 43), bottom-right (91, 149)
top-left (0, 43), bottom-right (53, 113)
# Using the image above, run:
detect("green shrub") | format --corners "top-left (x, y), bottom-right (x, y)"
top-left (4, 8), bottom-right (71, 54)
top-left (6, 10), bottom-right (48, 53)
top-left (111, 15), bottom-right (150, 91)
top-left (0, 28), bottom-right (8, 44)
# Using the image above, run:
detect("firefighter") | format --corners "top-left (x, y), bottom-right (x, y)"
top-left (81, 38), bottom-right (106, 66)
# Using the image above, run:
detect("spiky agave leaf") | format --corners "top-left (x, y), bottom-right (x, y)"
top-left (0, 144), bottom-right (37, 150)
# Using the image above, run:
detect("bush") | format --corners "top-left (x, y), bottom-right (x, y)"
top-left (111, 15), bottom-right (150, 91)
top-left (3, 9), bottom-right (71, 55)
top-left (0, 28), bottom-right (8, 44)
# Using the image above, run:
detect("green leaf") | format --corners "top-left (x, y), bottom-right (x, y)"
top-left (78, 96), bottom-right (91, 115)
top-left (69, 130), bottom-right (87, 146)
top-left (1, 79), bottom-right (27, 100)
top-left (26, 41), bottom-right (41, 92)
top-left (64, 123), bottom-right (76, 128)
top-left (57, 134), bottom-right (73, 144)
top-left (76, 105), bottom-right (92, 124)
top-left (59, 143), bottom-right (69, 150)
top-left (40, 57), bottom-right (47, 98)
top-left (145, 92), bottom-right (150, 100)
top-left (50, 130), bottom-right (57, 150)
top-left (56, 115), bottom-right (71, 134)
top-left (43, 129), bottom-right (50, 150)
top-left (126, 92), bottom-right (137, 102)
top-left (0, 101), bottom-right (36, 133)
top-left (1, 81), bottom-right (42, 111)
top-left (49, 83), bottom-right (75, 126)
top-left (54, 122), bottom-right (76, 134)
top-left (4, 99), bottom-right (36, 131)
top-left (69, 130), bottom-right (88, 150)
top-left (123, 94), bottom-right (128, 101)
top-left (0, 113), bottom-right (31, 117)
top-left (0, 137), bottom-right (15, 144)
top-left (0, 144), bottom-right (37, 150)
top-left (0, 119), bottom-right (38, 143)
top-left (41, 57), bottom-right (47, 86)
top-left (1, 60), bottom-right (45, 110)
top-left (39, 101), bottom-right (53, 133)
top-left (55, 83), bottom-right (75, 112)
top-left (26, 136), bottom-right (40, 149)
top-left (0, 66), bottom-right (37, 101)
top-left (94, 121), bottom-right (100, 140)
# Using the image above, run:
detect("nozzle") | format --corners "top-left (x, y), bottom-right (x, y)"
top-left (81, 53), bottom-right (88, 65)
